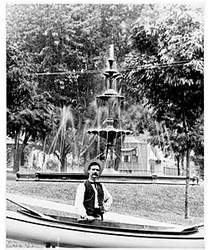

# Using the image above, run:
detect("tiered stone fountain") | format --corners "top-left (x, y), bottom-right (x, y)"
top-left (87, 45), bottom-right (132, 172)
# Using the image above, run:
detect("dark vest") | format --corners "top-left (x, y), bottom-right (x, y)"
top-left (83, 180), bottom-right (104, 216)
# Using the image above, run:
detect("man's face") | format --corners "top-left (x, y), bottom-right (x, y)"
top-left (88, 164), bottom-right (100, 179)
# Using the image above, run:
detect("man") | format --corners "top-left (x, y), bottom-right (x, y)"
top-left (75, 160), bottom-right (112, 221)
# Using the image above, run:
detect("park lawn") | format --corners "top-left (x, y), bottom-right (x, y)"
top-left (6, 172), bottom-right (204, 248)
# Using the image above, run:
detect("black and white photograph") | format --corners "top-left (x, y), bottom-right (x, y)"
top-left (5, 1), bottom-right (205, 249)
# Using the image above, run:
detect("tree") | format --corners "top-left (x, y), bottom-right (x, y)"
top-left (7, 39), bottom-right (56, 172)
top-left (7, 40), bottom-right (36, 172)
top-left (123, 4), bottom-right (204, 218)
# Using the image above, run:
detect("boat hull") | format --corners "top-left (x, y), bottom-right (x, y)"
top-left (6, 211), bottom-right (204, 248)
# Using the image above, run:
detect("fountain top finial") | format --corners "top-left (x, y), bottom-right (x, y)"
top-left (104, 44), bottom-right (118, 81)
top-left (109, 44), bottom-right (114, 61)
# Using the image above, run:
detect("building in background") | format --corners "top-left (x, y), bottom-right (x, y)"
top-left (118, 135), bottom-right (177, 175)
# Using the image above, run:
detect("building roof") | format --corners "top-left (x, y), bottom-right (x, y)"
top-left (121, 147), bottom-right (136, 152)
top-left (149, 147), bottom-right (158, 160)
top-left (123, 135), bottom-right (147, 144)
top-left (6, 137), bottom-right (23, 145)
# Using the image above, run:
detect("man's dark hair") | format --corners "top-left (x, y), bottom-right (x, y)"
top-left (88, 162), bottom-right (101, 170)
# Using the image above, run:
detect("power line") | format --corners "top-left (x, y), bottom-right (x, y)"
top-left (33, 60), bottom-right (192, 76)
top-left (121, 60), bottom-right (192, 71)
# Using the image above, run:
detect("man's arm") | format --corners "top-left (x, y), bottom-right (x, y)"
top-left (75, 183), bottom-right (87, 217)
top-left (102, 184), bottom-right (113, 212)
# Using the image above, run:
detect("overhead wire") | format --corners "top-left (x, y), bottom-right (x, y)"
top-left (32, 60), bottom-right (192, 76)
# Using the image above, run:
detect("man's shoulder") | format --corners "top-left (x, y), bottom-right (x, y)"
top-left (77, 182), bottom-right (86, 188)
top-left (100, 183), bottom-right (108, 191)
top-left (83, 180), bottom-right (89, 185)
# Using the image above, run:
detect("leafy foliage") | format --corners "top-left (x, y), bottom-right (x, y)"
top-left (123, 4), bottom-right (204, 174)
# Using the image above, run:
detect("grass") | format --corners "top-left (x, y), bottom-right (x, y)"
top-left (6, 172), bottom-right (204, 248)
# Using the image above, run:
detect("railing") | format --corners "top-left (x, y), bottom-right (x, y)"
top-left (16, 172), bottom-right (199, 185)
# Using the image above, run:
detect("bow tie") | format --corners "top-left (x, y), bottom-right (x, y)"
top-left (90, 181), bottom-right (97, 188)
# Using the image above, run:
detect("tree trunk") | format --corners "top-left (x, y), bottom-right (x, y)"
top-left (60, 145), bottom-right (67, 172)
top-left (185, 146), bottom-right (190, 219)
top-left (183, 112), bottom-right (190, 219)
top-left (20, 143), bottom-right (27, 166)
top-left (176, 155), bottom-right (180, 176)
top-left (180, 153), bottom-right (185, 175)
top-left (20, 133), bottom-right (30, 167)
top-left (13, 133), bottom-right (20, 173)
top-left (60, 156), bottom-right (66, 172)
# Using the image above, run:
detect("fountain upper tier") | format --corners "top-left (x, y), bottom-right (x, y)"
top-left (96, 89), bottom-right (124, 108)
